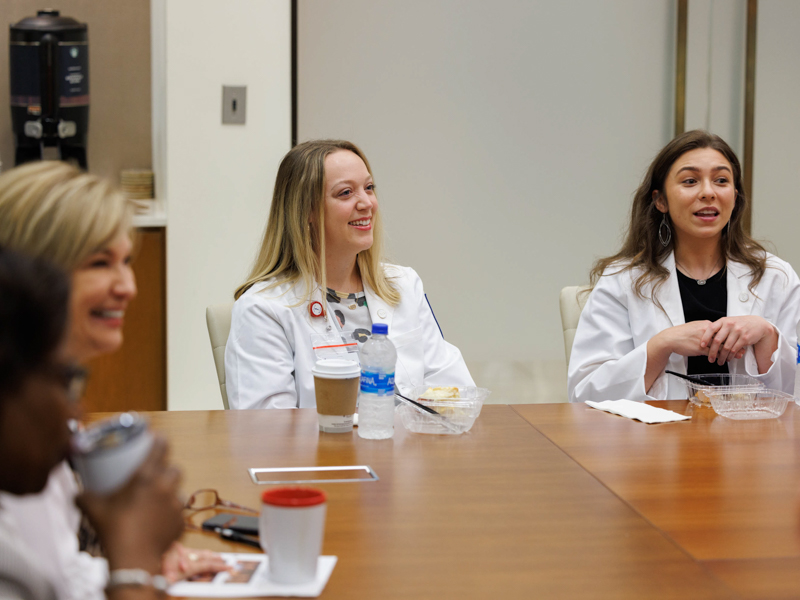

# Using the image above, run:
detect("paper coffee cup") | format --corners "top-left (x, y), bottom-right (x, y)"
top-left (260, 487), bottom-right (327, 584)
top-left (312, 359), bottom-right (360, 433)
top-left (71, 412), bottom-right (153, 494)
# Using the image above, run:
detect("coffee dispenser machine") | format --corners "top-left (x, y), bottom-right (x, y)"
top-left (9, 10), bottom-right (89, 168)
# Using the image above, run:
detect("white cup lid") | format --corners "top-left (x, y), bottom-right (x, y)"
top-left (312, 358), bottom-right (360, 379)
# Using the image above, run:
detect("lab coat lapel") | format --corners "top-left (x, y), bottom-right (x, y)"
top-left (659, 252), bottom-right (685, 327)
top-left (364, 282), bottom-right (395, 331)
top-left (726, 260), bottom-right (756, 317)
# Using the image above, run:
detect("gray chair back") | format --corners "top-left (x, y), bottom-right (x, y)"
top-left (206, 302), bottom-right (234, 409)
top-left (559, 286), bottom-right (590, 366)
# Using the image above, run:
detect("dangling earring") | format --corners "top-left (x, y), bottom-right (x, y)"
top-left (658, 213), bottom-right (672, 247)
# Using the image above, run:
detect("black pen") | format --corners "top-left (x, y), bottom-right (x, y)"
top-left (214, 527), bottom-right (261, 549)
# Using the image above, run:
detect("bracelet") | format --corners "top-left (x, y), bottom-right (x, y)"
top-left (107, 569), bottom-right (169, 594)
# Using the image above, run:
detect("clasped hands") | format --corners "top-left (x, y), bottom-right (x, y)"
top-left (659, 315), bottom-right (778, 366)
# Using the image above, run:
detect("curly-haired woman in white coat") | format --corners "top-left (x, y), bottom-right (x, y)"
top-left (569, 130), bottom-right (800, 402)
top-left (227, 140), bottom-right (473, 409)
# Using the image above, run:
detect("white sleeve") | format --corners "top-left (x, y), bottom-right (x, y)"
top-left (736, 261), bottom-right (800, 393)
top-left (0, 463), bottom-right (108, 600)
top-left (408, 268), bottom-right (475, 388)
top-left (225, 292), bottom-right (299, 409)
top-left (567, 275), bottom-right (653, 403)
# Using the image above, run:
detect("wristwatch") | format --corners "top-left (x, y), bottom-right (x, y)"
top-left (107, 569), bottom-right (169, 594)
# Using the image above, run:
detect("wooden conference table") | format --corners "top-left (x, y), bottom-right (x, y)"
top-left (127, 401), bottom-right (800, 599)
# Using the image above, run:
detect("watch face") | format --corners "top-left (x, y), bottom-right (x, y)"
top-left (310, 301), bottom-right (324, 317)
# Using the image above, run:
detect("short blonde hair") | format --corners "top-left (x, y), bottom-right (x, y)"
top-left (235, 140), bottom-right (399, 305)
top-left (0, 161), bottom-right (134, 271)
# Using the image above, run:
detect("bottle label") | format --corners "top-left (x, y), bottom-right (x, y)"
top-left (360, 371), bottom-right (395, 395)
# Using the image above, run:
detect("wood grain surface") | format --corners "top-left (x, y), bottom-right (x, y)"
top-left (99, 406), bottom-right (739, 599)
top-left (514, 400), bottom-right (800, 599)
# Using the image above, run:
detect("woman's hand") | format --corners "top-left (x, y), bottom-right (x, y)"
top-left (162, 542), bottom-right (231, 583)
top-left (76, 436), bottom-right (184, 575)
top-left (701, 316), bottom-right (778, 372)
top-left (645, 321), bottom-right (712, 391)
top-left (650, 321), bottom-right (713, 359)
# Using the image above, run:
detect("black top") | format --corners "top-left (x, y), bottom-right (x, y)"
top-left (677, 266), bottom-right (729, 376)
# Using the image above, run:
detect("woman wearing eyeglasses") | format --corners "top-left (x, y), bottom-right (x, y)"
top-left (0, 247), bottom-right (185, 600)
top-left (568, 130), bottom-right (800, 402)
top-left (0, 162), bottom-right (225, 599)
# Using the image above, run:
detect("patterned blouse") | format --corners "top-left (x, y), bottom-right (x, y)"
top-left (326, 288), bottom-right (373, 346)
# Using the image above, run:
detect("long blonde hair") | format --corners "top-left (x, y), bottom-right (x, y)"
top-left (235, 140), bottom-right (400, 304)
top-left (0, 161), bottom-right (134, 271)
top-left (589, 130), bottom-right (767, 298)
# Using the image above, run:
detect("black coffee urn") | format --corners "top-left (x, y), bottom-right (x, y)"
top-left (9, 10), bottom-right (89, 168)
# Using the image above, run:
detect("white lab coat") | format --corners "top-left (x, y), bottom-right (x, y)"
top-left (568, 252), bottom-right (800, 402)
top-left (226, 264), bottom-right (474, 409)
top-left (0, 462), bottom-right (108, 600)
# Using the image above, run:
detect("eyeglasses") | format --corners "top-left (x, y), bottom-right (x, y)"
top-left (184, 489), bottom-right (258, 514)
top-left (183, 489), bottom-right (258, 533)
top-left (43, 362), bottom-right (89, 404)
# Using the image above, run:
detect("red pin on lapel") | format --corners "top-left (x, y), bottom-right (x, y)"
top-left (309, 301), bottom-right (325, 318)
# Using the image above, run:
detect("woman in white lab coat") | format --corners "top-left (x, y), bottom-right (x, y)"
top-left (569, 130), bottom-right (800, 402)
top-left (227, 140), bottom-right (473, 409)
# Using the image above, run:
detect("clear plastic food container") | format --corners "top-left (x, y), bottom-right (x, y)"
top-left (705, 388), bottom-right (792, 420)
top-left (397, 386), bottom-right (490, 435)
top-left (683, 373), bottom-right (764, 405)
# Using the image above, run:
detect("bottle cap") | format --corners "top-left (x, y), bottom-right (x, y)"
top-left (372, 323), bottom-right (388, 335)
top-left (311, 358), bottom-right (360, 379)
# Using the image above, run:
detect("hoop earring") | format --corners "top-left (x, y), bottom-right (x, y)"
top-left (658, 213), bottom-right (672, 247)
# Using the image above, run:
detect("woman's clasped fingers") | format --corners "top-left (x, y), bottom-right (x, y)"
top-left (705, 319), bottom-right (739, 364)
top-left (700, 320), bottom-right (725, 361)
top-left (705, 316), bottom-right (771, 365)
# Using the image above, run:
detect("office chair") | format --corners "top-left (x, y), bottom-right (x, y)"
top-left (206, 302), bottom-right (234, 409)
top-left (559, 286), bottom-right (590, 366)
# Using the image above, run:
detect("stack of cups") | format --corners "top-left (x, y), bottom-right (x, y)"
top-left (312, 358), bottom-right (360, 433)
top-left (260, 488), bottom-right (327, 584)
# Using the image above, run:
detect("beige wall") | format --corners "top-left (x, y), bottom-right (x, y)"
top-left (298, 0), bottom-right (676, 402)
top-left (0, 0), bottom-right (151, 179)
top-left (752, 0), bottom-right (800, 271)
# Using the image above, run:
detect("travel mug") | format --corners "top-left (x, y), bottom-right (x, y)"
top-left (259, 487), bottom-right (327, 584)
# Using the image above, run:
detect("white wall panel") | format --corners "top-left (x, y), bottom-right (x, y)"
top-left (161, 0), bottom-right (291, 410)
top-left (752, 1), bottom-right (800, 271)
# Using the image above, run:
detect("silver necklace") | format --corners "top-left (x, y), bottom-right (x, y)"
top-left (676, 259), bottom-right (722, 286)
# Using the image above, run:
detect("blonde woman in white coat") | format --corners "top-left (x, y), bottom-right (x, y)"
top-left (227, 140), bottom-right (473, 410)
top-left (569, 130), bottom-right (800, 402)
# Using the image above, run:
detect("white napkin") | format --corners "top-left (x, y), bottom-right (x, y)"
top-left (168, 554), bottom-right (337, 598)
top-left (585, 400), bottom-right (690, 424)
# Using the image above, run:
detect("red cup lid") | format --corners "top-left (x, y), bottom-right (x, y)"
top-left (261, 487), bottom-right (327, 507)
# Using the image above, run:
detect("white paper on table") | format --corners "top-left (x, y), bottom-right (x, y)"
top-left (167, 553), bottom-right (337, 598)
top-left (585, 400), bottom-right (691, 424)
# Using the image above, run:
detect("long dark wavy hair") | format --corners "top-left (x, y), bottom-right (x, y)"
top-left (589, 130), bottom-right (767, 299)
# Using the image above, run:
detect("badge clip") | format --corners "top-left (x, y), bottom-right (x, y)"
top-left (309, 301), bottom-right (325, 318)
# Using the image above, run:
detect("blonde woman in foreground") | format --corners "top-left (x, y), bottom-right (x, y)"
top-left (0, 161), bottom-right (225, 600)
top-left (569, 130), bottom-right (800, 402)
top-left (227, 140), bottom-right (473, 409)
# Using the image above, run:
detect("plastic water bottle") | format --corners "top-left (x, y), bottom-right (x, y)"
top-left (357, 323), bottom-right (397, 439)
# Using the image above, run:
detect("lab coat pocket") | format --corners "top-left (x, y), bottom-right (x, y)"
top-left (390, 326), bottom-right (424, 389)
